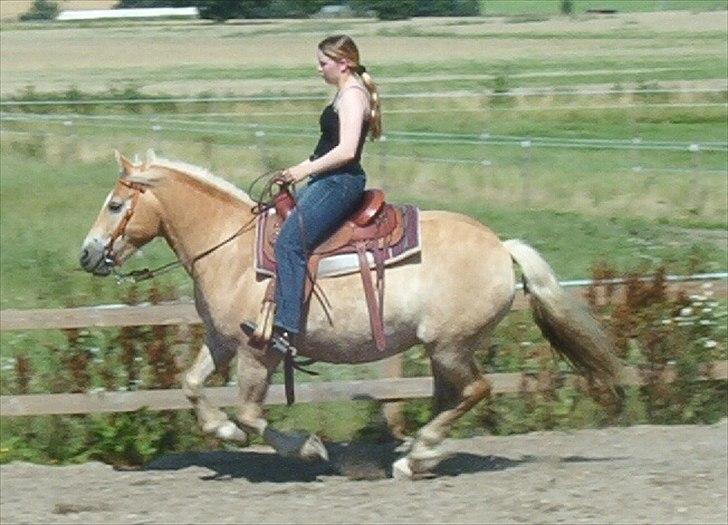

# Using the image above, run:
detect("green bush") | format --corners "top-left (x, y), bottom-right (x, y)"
top-left (19, 0), bottom-right (59, 21)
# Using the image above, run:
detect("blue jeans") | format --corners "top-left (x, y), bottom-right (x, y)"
top-left (274, 171), bottom-right (366, 334)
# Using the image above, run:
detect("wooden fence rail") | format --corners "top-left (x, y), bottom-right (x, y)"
top-left (1, 278), bottom-right (725, 418)
top-left (2, 362), bottom-right (726, 417)
top-left (1, 280), bottom-right (724, 331)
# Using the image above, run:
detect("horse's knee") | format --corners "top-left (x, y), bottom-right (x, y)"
top-left (182, 371), bottom-right (201, 398)
top-left (464, 376), bottom-right (491, 401)
top-left (183, 346), bottom-right (217, 396)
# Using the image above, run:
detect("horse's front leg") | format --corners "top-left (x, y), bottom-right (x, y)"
top-left (234, 348), bottom-right (328, 462)
top-left (182, 344), bottom-right (248, 443)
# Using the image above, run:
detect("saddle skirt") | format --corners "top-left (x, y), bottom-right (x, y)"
top-left (254, 193), bottom-right (421, 279)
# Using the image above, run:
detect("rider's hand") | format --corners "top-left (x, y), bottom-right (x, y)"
top-left (282, 163), bottom-right (309, 184)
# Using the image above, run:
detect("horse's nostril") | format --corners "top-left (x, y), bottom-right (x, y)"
top-left (80, 249), bottom-right (90, 265)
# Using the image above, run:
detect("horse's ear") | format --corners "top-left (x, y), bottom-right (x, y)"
top-left (143, 148), bottom-right (156, 169)
top-left (115, 150), bottom-right (133, 176)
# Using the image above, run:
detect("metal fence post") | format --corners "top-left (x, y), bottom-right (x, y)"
top-left (689, 143), bottom-right (703, 215)
top-left (520, 138), bottom-right (532, 204)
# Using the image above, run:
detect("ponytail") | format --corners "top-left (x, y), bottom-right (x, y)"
top-left (359, 68), bottom-right (382, 140)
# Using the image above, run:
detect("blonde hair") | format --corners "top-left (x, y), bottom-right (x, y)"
top-left (318, 34), bottom-right (382, 140)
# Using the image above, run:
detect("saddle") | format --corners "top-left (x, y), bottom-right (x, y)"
top-left (254, 187), bottom-right (406, 352)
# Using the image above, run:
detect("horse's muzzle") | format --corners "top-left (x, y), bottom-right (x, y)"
top-left (79, 239), bottom-right (112, 276)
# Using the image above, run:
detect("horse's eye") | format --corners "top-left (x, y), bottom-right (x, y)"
top-left (108, 201), bottom-right (124, 213)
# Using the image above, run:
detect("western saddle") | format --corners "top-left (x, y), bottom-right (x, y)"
top-left (252, 184), bottom-right (406, 353)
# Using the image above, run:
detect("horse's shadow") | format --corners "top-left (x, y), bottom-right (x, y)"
top-left (143, 440), bottom-right (618, 483)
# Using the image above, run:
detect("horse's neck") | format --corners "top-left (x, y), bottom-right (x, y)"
top-left (152, 171), bottom-right (255, 291)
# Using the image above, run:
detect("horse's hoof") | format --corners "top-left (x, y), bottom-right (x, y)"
top-left (394, 436), bottom-right (414, 454)
top-left (299, 433), bottom-right (329, 462)
top-left (392, 457), bottom-right (413, 480)
top-left (215, 421), bottom-right (248, 444)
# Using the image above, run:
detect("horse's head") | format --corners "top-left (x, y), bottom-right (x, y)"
top-left (80, 150), bottom-right (163, 276)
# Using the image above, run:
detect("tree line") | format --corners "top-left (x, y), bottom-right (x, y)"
top-left (115, 0), bottom-right (481, 21)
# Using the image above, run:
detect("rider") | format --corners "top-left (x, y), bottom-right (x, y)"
top-left (272, 34), bottom-right (383, 347)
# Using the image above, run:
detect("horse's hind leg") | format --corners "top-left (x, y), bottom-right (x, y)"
top-left (182, 344), bottom-right (248, 443)
top-left (393, 342), bottom-right (492, 479)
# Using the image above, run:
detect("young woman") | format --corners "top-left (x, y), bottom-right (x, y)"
top-left (273, 34), bottom-right (382, 346)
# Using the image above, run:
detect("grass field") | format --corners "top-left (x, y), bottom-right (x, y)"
top-left (1, 0), bottom-right (726, 21)
top-left (1, 10), bottom-right (727, 95)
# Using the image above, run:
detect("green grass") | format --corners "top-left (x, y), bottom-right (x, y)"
top-left (3, 53), bottom-right (725, 98)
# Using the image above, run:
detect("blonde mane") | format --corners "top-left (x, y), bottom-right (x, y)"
top-left (127, 152), bottom-right (256, 207)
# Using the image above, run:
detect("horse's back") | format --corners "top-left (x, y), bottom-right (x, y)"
top-left (421, 210), bottom-right (510, 265)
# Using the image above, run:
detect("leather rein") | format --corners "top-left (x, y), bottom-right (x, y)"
top-left (105, 178), bottom-right (260, 284)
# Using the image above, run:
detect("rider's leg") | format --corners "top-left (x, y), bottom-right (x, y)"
top-left (273, 172), bottom-right (366, 336)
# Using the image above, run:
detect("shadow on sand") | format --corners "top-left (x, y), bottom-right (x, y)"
top-left (143, 440), bottom-right (621, 483)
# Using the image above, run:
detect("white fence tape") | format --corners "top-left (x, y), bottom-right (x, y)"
top-left (1, 87), bottom-right (725, 107)
top-left (3, 112), bottom-right (727, 154)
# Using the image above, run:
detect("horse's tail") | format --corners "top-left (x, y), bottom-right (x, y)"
top-left (502, 239), bottom-right (624, 402)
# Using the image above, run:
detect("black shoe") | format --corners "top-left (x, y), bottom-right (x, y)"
top-left (271, 327), bottom-right (297, 356)
top-left (241, 320), bottom-right (295, 355)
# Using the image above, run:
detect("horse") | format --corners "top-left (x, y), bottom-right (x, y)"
top-left (80, 150), bottom-right (623, 479)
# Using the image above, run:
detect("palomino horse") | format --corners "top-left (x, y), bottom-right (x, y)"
top-left (80, 150), bottom-right (622, 479)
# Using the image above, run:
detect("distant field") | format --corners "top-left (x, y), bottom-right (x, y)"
top-left (1, 11), bottom-right (727, 96)
top-left (1, 0), bottom-right (725, 21)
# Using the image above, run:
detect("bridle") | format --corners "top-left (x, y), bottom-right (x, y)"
top-left (103, 178), bottom-right (146, 270)
top-left (104, 177), bottom-right (259, 284)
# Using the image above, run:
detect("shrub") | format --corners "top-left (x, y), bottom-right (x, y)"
top-left (19, 0), bottom-right (59, 21)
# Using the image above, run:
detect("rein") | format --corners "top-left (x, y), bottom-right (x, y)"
top-left (106, 178), bottom-right (261, 284)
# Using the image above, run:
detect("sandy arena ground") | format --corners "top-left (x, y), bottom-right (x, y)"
top-left (1, 420), bottom-right (726, 524)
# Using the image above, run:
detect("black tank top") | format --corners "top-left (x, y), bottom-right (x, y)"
top-left (310, 88), bottom-right (370, 174)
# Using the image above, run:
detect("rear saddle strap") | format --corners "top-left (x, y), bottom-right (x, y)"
top-left (355, 241), bottom-right (386, 352)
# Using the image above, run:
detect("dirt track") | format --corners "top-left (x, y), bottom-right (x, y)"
top-left (1, 420), bottom-right (726, 524)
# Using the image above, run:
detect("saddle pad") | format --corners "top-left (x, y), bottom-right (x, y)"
top-left (254, 204), bottom-right (421, 279)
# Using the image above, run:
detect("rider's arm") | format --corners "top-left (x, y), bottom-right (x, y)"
top-left (284, 88), bottom-right (367, 183)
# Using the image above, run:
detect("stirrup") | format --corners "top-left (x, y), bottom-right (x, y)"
top-left (271, 330), bottom-right (297, 357)
top-left (241, 320), bottom-right (319, 407)
top-left (241, 320), bottom-right (296, 356)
